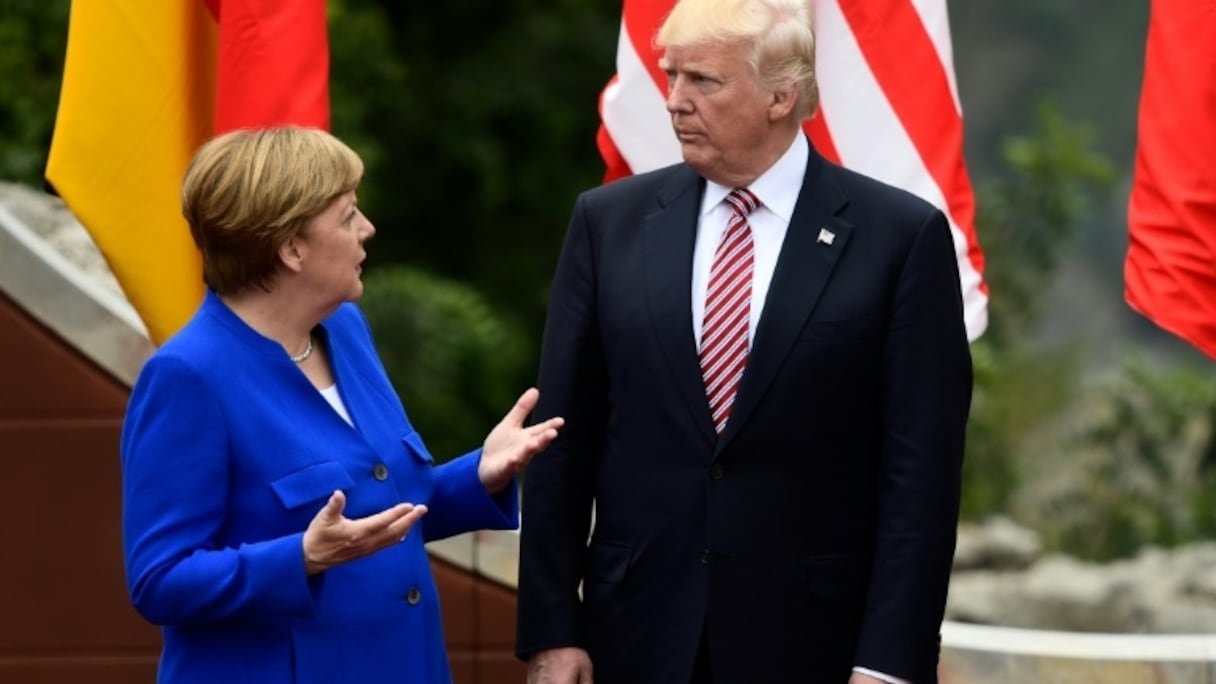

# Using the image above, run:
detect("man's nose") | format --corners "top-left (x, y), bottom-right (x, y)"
top-left (666, 78), bottom-right (691, 113)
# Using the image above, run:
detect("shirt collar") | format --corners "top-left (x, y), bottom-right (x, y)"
top-left (700, 133), bottom-right (809, 221)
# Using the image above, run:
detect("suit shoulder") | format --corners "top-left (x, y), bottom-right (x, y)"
top-left (576, 163), bottom-right (691, 210)
top-left (130, 324), bottom-right (218, 403)
top-left (152, 310), bottom-right (224, 368)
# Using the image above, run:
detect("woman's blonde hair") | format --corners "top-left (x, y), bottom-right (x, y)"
top-left (181, 126), bottom-right (364, 295)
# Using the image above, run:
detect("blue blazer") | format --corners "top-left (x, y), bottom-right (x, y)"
top-left (517, 145), bottom-right (972, 682)
top-left (122, 291), bottom-right (518, 684)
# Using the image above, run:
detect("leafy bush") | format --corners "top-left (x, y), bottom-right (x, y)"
top-left (961, 103), bottom-right (1114, 518)
top-left (1040, 357), bottom-right (1216, 561)
top-left (359, 265), bottom-right (532, 463)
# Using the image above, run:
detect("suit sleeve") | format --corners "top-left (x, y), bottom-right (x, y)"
top-left (515, 194), bottom-right (607, 658)
top-left (854, 209), bottom-right (972, 679)
top-left (121, 356), bottom-right (318, 626)
top-left (423, 447), bottom-right (520, 542)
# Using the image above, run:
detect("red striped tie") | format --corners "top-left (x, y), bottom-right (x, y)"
top-left (701, 188), bottom-right (759, 434)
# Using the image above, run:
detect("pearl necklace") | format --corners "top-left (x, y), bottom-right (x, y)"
top-left (290, 335), bottom-right (314, 363)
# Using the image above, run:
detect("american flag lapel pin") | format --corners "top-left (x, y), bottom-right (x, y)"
top-left (817, 228), bottom-right (835, 246)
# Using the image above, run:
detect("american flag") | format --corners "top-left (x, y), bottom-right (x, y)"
top-left (596, 0), bottom-right (989, 341)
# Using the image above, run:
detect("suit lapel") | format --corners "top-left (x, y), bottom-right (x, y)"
top-left (643, 167), bottom-right (718, 447)
top-left (718, 150), bottom-right (853, 449)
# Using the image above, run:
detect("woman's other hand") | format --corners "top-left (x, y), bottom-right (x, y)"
top-left (479, 388), bottom-right (564, 494)
top-left (302, 490), bottom-right (427, 575)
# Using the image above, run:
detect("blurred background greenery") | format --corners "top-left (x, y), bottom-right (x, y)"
top-left (3, 0), bottom-right (1214, 561)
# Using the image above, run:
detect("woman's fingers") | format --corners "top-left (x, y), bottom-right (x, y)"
top-left (386, 504), bottom-right (428, 541)
top-left (501, 387), bottom-right (541, 429)
top-left (349, 502), bottom-right (427, 547)
top-left (319, 489), bottom-right (346, 523)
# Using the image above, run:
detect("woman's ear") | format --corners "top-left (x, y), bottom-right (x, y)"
top-left (278, 235), bottom-right (305, 273)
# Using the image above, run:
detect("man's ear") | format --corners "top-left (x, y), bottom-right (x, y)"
top-left (279, 235), bottom-right (305, 273)
top-left (768, 83), bottom-right (799, 121)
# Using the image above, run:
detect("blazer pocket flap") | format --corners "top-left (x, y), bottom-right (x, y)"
top-left (271, 462), bottom-right (355, 510)
top-left (586, 542), bottom-right (633, 584)
top-left (401, 432), bottom-right (435, 464)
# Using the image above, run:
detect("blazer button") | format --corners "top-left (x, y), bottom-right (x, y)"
top-left (373, 463), bottom-right (389, 481)
top-left (709, 465), bottom-right (724, 480)
top-left (406, 587), bottom-right (422, 605)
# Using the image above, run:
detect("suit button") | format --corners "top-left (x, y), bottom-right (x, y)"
top-left (406, 587), bottom-right (422, 605)
top-left (373, 463), bottom-right (389, 481)
top-left (709, 465), bottom-right (724, 480)
top-left (700, 550), bottom-right (710, 565)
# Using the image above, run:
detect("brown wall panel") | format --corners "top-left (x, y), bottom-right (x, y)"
top-left (0, 292), bottom-right (160, 677)
top-left (0, 659), bottom-right (158, 684)
top-left (475, 576), bottom-right (522, 650)
top-left (433, 557), bottom-right (527, 684)
top-left (474, 653), bottom-right (528, 683)
top-left (0, 424), bottom-right (155, 652)
top-left (0, 293), bottom-right (129, 418)
top-left (435, 555), bottom-right (478, 651)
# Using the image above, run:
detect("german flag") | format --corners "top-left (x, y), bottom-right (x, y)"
top-left (46, 0), bottom-right (329, 344)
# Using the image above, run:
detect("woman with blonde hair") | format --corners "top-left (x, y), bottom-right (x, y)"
top-left (122, 126), bottom-right (561, 683)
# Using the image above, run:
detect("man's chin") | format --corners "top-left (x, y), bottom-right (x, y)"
top-left (681, 151), bottom-right (713, 179)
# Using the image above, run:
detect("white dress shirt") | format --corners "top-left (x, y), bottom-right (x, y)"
top-left (691, 134), bottom-right (807, 349)
top-left (319, 384), bottom-right (354, 426)
top-left (689, 133), bottom-right (912, 684)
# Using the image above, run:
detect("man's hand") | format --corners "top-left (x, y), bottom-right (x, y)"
top-left (526, 647), bottom-right (593, 684)
top-left (302, 490), bottom-right (427, 575)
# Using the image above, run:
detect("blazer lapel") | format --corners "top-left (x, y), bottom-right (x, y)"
top-left (718, 150), bottom-right (853, 449)
top-left (643, 167), bottom-right (718, 446)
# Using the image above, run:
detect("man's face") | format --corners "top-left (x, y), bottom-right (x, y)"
top-left (661, 40), bottom-right (776, 186)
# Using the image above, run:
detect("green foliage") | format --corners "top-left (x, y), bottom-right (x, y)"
top-left (1040, 358), bottom-right (1216, 561)
top-left (975, 102), bottom-right (1116, 351)
top-left (963, 339), bottom-right (1074, 517)
top-left (961, 103), bottom-right (1114, 519)
top-left (358, 265), bottom-right (530, 464)
top-left (328, 0), bottom-right (617, 343)
top-left (0, 0), bottom-right (69, 184)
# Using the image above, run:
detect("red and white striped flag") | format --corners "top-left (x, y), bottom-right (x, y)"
top-left (597, 0), bottom-right (988, 341)
top-left (1125, 0), bottom-right (1216, 360)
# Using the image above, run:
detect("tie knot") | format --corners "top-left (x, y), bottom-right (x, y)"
top-left (725, 187), bottom-right (759, 218)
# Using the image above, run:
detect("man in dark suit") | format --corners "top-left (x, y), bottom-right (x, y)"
top-left (516, 0), bottom-right (972, 681)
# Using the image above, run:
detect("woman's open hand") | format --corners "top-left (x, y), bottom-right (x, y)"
top-left (302, 490), bottom-right (428, 575)
top-left (479, 388), bottom-right (564, 494)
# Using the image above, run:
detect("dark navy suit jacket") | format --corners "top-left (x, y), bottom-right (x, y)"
top-left (517, 145), bottom-right (972, 683)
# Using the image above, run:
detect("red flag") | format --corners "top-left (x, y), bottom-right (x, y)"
top-left (212, 0), bottom-right (330, 133)
top-left (1125, 0), bottom-right (1216, 359)
top-left (597, 0), bottom-right (988, 340)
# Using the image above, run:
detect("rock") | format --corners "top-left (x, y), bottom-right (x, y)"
top-left (947, 544), bottom-right (1216, 632)
top-left (0, 181), bottom-right (121, 294)
top-left (954, 515), bottom-right (1042, 571)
